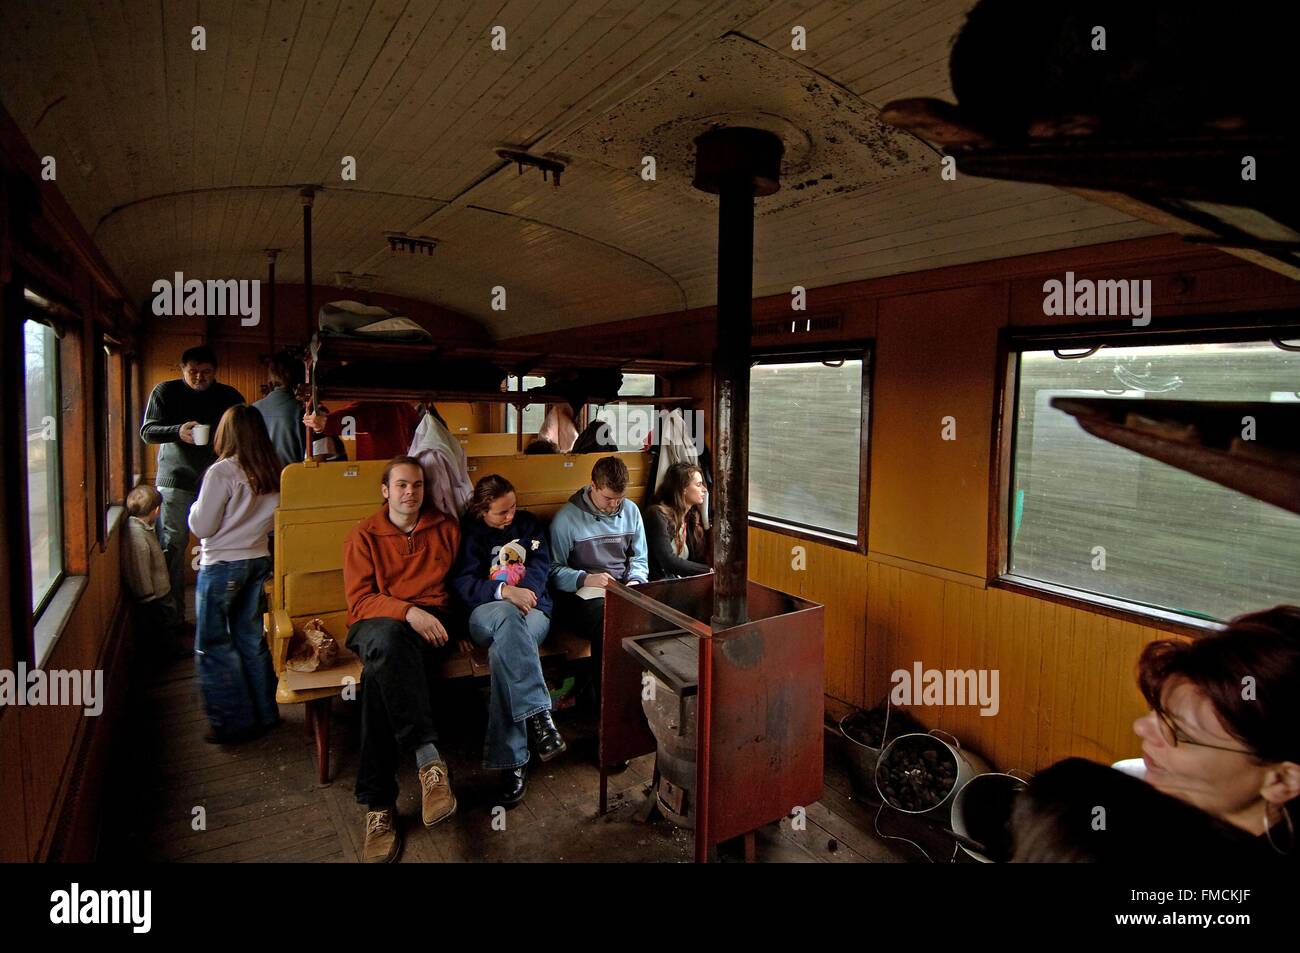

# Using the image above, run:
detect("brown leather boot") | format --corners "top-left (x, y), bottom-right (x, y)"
top-left (362, 807), bottom-right (402, 863)
top-left (419, 760), bottom-right (457, 827)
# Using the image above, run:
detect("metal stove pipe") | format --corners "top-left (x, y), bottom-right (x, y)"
top-left (692, 127), bottom-right (783, 630)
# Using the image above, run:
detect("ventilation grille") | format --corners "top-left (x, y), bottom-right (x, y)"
top-left (753, 313), bottom-right (842, 337)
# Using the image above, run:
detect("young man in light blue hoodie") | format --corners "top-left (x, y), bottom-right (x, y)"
top-left (549, 456), bottom-right (648, 703)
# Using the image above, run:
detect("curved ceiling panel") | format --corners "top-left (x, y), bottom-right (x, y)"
top-left (0, 0), bottom-right (1163, 336)
top-left (375, 204), bottom-right (687, 338)
top-left (564, 34), bottom-right (938, 216)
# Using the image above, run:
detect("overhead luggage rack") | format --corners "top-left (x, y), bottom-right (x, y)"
top-left (307, 332), bottom-right (703, 377)
top-left (1051, 396), bottom-right (1300, 516)
top-left (302, 331), bottom-right (704, 409)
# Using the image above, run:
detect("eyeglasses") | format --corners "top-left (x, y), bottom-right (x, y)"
top-left (1153, 709), bottom-right (1253, 755)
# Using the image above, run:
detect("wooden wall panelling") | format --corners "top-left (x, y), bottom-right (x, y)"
top-left (966, 581), bottom-right (992, 758)
top-left (938, 578), bottom-right (969, 746)
top-left (748, 527), bottom-right (869, 707)
top-left (847, 560), bottom-right (1174, 773)
top-left (868, 283), bottom-right (1002, 577)
top-left (213, 339), bottom-right (269, 404)
top-left (1007, 257), bottom-right (1300, 326)
top-left (58, 320), bottom-right (89, 575)
top-left (22, 536), bottom-right (113, 859)
top-left (0, 704), bottom-right (28, 861)
top-left (1030, 599), bottom-right (1060, 769)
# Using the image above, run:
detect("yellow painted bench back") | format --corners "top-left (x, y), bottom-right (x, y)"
top-left (273, 450), bottom-right (651, 626)
top-left (339, 432), bottom-right (537, 459)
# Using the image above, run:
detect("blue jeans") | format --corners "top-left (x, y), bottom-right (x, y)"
top-left (195, 556), bottom-right (278, 737)
top-left (467, 602), bottom-right (551, 769)
top-left (157, 486), bottom-right (196, 627)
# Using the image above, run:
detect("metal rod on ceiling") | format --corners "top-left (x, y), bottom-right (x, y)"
top-left (265, 248), bottom-right (279, 356)
top-left (301, 189), bottom-right (316, 458)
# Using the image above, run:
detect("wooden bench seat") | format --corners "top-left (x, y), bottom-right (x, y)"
top-left (265, 450), bottom-right (650, 781)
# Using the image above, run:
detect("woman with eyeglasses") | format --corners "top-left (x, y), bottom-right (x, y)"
top-left (1129, 605), bottom-right (1300, 856)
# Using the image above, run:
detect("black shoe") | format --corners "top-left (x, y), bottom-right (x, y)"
top-left (203, 724), bottom-right (259, 744)
top-left (528, 710), bottom-right (568, 762)
top-left (498, 764), bottom-right (528, 807)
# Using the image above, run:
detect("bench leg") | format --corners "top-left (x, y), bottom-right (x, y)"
top-left (743, 830), bottom-right (757, 864)
top-left (309, 698), bottom-right (331, 785)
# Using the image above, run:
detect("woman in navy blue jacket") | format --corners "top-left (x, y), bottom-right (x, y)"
top-left (450, 475), bottom-right (567, 805)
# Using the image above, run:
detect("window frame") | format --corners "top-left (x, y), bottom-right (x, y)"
top-left (585, 372), bottom-right (660, 451)
top-left (22, 312), bottom-right (68, 623)
top-left (128, 356), bottom-right (143, 487)
top-left (745, 343), bottom-right (873, 554)
top-left (503, 374), bottom-right (548, 435)
top-left (105, 342), bottom-right (127, 510)
top-left (92, 325), bottom-right (110, 547)
top-left (990, 312), bottom-right (1300, 636)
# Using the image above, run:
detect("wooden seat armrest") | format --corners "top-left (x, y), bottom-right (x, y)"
top-left (269, 609), bottom-right (295, 673)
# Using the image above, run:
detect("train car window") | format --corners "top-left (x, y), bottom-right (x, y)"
top-left (92, 329), bottom-right (108, 545)
top-left (588, 373), bottom-right (657, 451)
top-left (128, 358), bottom-right (143, 486)
top-left (749, 353), bottom-right (868, 545)
top-left (24, 318), bottom-right (65, 616)
top-left (106, 345), bottom-right (125, 508)
top-left (1007, 339), bottom-right (1300, 623)
top-left (505, 375), bottom-right (546, 433)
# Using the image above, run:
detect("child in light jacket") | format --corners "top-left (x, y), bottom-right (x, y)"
top-left (123, 484), bottom-right (180, 652)
top-left (188, 404), bottom-right (282, 744)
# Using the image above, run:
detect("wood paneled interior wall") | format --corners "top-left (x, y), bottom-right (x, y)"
top-left (507, 233), bottom-right (1300, 773)
top-left (14, 521), bottom-right (132, 860)
top-left (0, 517), bottom-right (132, 861)
top-left (2, 102), bottom-right (141, 861)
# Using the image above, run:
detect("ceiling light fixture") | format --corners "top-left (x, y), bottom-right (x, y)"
top-left (385, 232), bottom-right (438, 255)
top-left (496, 148), bottom-right (566, 187)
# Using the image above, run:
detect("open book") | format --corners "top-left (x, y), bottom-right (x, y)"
top-left (575, 585), bottom-right (606, 601)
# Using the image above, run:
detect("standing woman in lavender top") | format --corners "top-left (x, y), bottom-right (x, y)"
top-left (188, 404), bottom-right (283, 743)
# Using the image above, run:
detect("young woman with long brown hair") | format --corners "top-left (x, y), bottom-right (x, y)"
top-left (187, 404), bottom-right (283, 743)
top-left (644, 462), bottom-right (709, 581)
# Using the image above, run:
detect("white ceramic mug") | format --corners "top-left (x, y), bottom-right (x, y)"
top-left (191, 423), bottom-right (211, 446)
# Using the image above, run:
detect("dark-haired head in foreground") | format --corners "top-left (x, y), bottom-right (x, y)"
top-left (1011, 758), bottom-right (1260, 863)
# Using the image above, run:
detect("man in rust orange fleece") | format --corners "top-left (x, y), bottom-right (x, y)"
top-left (343, 455), bottom-right (460, 863)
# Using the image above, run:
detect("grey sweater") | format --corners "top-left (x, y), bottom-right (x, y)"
top-left (251, 386), bottom-right (306, 468)
top-left (140, 379), bottom-right (245, 492)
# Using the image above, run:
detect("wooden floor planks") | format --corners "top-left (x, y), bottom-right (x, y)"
top-left (101, 648), bottom-right (914, 864)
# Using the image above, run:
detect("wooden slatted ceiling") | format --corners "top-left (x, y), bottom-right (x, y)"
top-left (0, 0), bottom-right (1162, 335)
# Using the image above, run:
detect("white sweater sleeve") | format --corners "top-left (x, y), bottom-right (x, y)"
top-left (188, 464), bottom-right (230, 540)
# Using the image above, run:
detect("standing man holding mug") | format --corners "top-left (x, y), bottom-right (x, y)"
top-left (140, 345), bottom-right (245, 633)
